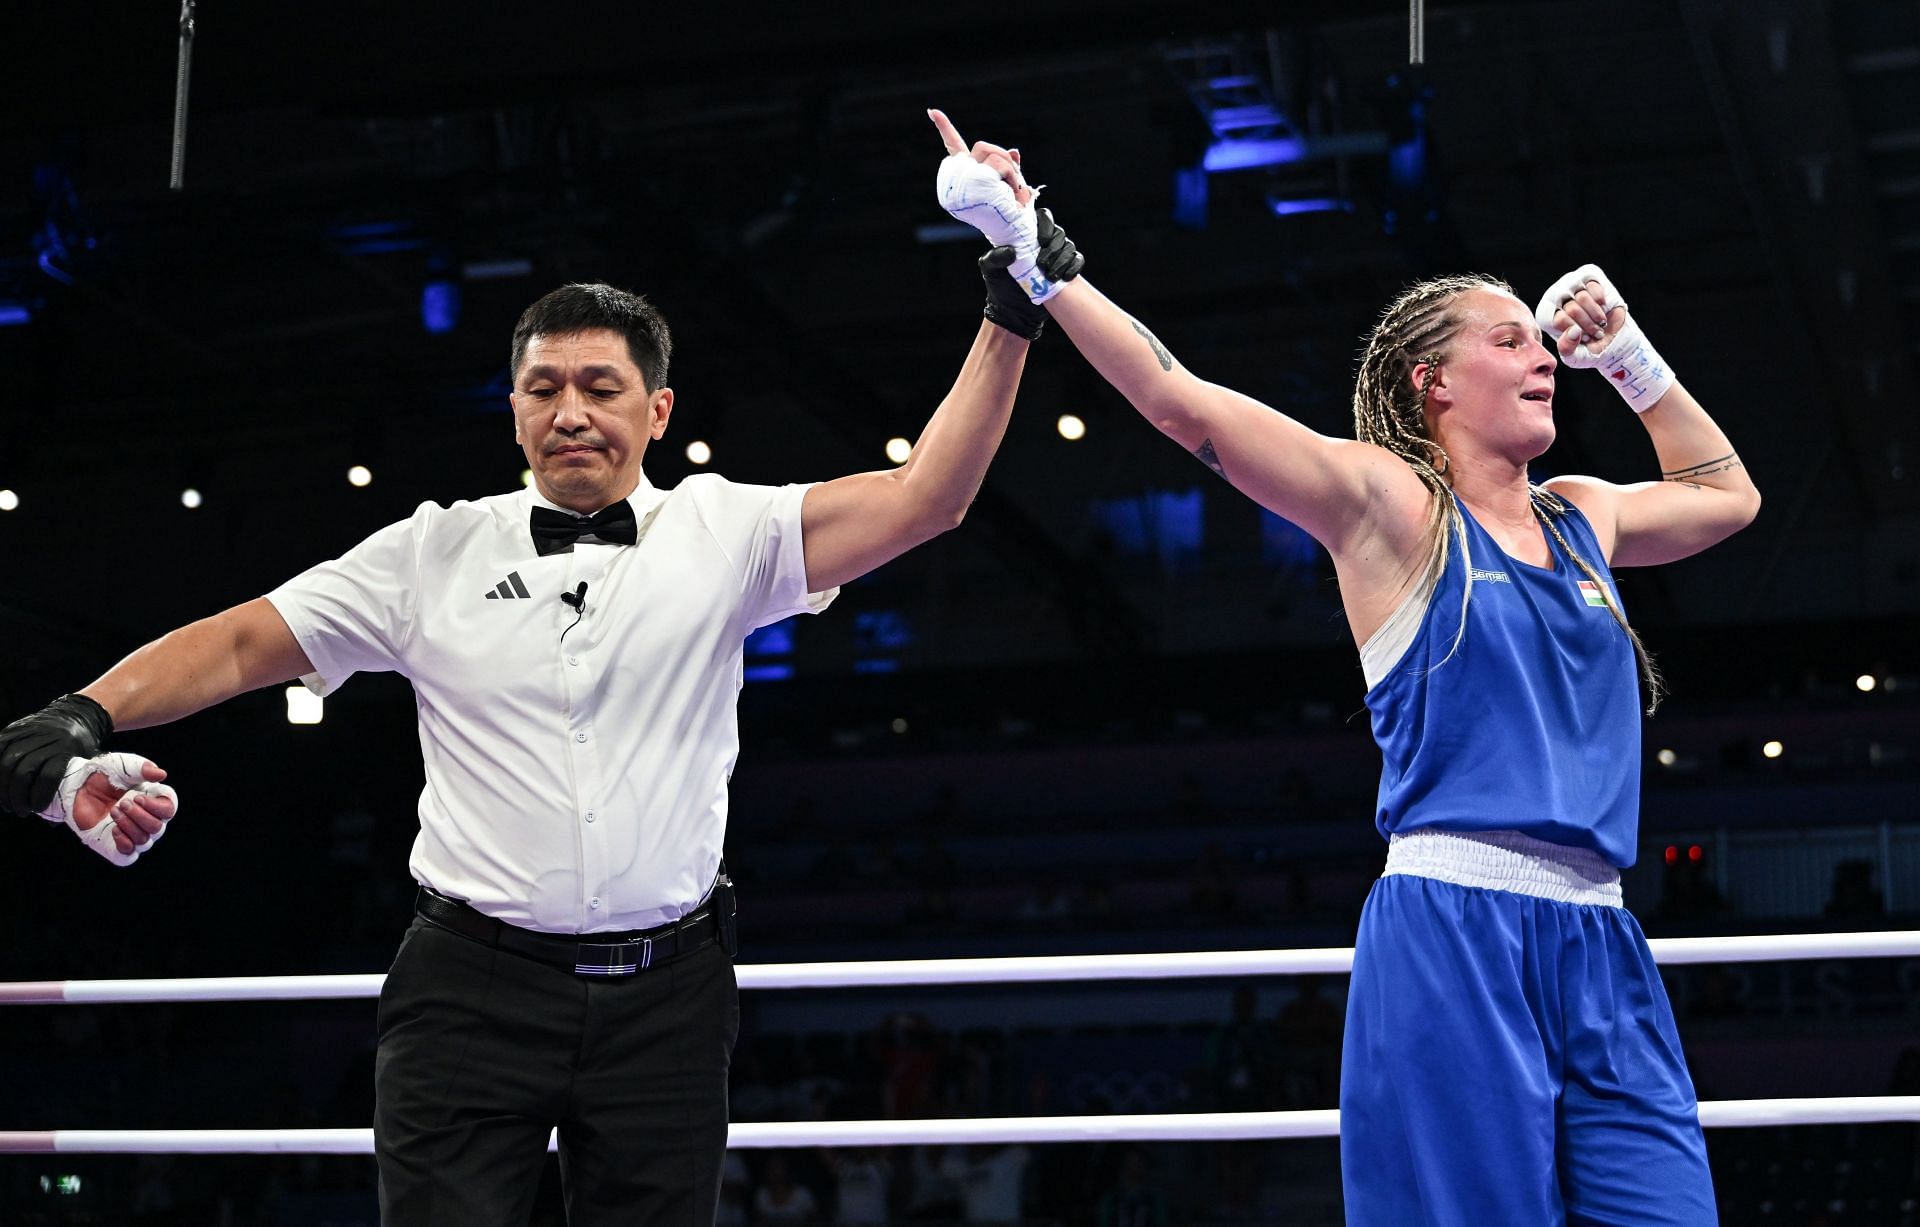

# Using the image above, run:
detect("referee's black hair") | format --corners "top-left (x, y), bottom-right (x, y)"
top-left (510, 283), bottom-right (672, 392)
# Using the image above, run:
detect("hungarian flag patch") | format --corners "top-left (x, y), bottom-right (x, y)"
top-left (1577, 579), bottom-right (1609, 608)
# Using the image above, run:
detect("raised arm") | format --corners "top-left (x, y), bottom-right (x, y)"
top-left (1534, 266), bottom-right (1761, 567)
top-left (1040, 277), bottom-right (1424, 554)
top-left (798, 113), bottom-right (1039, 592)
top-left (923, 111), bottom-right (1423, 558)
top-left (801, 320), bottom-right (1029, 591)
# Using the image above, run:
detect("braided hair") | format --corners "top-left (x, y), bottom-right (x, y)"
top-left (1352, 275), bottom-right (1664, 713)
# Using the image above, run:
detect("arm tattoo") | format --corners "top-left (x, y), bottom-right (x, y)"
top-left (1662, 452), bottom-right (1744, 485)
top-left (1193, 438), bottom-right (1227, 480)
top-left (1130, 319), bottom-right (1174, 372)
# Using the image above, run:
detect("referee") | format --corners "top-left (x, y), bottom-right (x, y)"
top-left (0, 133), bottom-right (1067, 1223)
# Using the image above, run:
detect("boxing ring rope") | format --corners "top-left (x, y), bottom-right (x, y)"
top-left (5, 930), bottom-right (1917, 1152)
top-left (6, 929), bottom-right (1918, 1004)
top-left (6, 1098), bottom-right (1920, 1155)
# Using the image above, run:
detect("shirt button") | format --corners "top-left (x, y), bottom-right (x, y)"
top-left (567, 655), bottom-right (579, 666)
top-left (584, 810), bottom-right (596, 823)
top-left (574, 731), bottom-right (589, 743)
top-left (589, 897), bottom-right (601, 910)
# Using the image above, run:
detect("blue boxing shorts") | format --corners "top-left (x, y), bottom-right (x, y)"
top-left (1340, 830), bottom-right (1715, 1226)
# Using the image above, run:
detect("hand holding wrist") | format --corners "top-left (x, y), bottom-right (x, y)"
top-left (0, 693), bottom-right (112, 816)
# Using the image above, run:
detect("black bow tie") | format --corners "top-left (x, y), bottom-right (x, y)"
top-left (530, 500), bottom-right (638, 556)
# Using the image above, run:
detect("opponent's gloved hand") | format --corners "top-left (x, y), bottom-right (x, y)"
top-left (41, 752), bottom-right (178, 867)
top-left (930, 108), bottom-right (1063, 303)
top-left (981, 209), bottom-right (1086, 339)
top-left (1534, 264), bottom-right (1676, 413)
top-left (0, 693), bottom-right (113, 817)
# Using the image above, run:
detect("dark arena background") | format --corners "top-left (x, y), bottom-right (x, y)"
top-left (4, 1), bottom-right (1919, 1223)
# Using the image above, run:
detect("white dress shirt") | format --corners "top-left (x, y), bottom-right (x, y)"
top-left (268, 473), bottom-right (836, 933)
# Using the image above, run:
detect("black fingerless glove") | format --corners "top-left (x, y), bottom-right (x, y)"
top-left (981, 247), bottom-right (1047, 339)
top-left (1032, 207), bottom-right (1085, 284)
top-left (980, 207), bottom-right (1086, 340)
top-left (0, 693), bottom-right (112, 816)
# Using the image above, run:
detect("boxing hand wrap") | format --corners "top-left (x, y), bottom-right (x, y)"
top-left (936, 153), bottom-right (1061, 303)
top-left (41, 753), bottom-right (179, 867)
top-left (1535, 263), bottom-right (1676, 413)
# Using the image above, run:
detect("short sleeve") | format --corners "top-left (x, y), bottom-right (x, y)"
top-left (266, 508), bottom-right (426, 696)
top-left (684, 476), bottom-right (838, 631)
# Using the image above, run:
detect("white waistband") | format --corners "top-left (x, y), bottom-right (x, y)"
top-left (1383, 829), bottom-right (1623, 906)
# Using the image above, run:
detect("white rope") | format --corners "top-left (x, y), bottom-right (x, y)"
top-left (4, 930), bottom-right (1915, 1003)
top-left (5, 1098), bottom-right (1917, 1154)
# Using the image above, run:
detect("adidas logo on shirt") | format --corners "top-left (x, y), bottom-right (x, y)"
top-left (485, 571), bottom-right (532, 600)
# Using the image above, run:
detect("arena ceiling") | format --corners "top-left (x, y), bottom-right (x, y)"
top-left (4, 0), bottom-right (1917, 692)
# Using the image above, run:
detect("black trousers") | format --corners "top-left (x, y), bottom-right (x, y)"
top-left (374, 916), bottom-right (739, 1226)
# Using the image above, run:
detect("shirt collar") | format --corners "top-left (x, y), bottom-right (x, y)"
top-left (523, 472), bottom-right (665, 519)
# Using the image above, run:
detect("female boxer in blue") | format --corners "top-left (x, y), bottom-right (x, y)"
top-left (929, 108), bottom-right (1760, 1227)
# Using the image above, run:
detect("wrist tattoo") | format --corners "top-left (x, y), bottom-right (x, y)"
top-left (1194, 438), bottom-right (1227, 479)
top-left (1662, 452), bottom-right (1743, 483)
top-left (1131, 319), bottom-right (1174, 372)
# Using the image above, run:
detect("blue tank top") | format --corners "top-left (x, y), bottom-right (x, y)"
top-left (1365, 495), bottom-right (1642, 866)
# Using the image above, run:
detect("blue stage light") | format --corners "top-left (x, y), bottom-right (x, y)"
top-left (421, 280), bottom-right (460, 334)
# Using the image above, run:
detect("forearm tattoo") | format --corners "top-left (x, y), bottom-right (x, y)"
top-left (1131, 319), bottom-right (1174, 372)
top-left (1662, 452), bottom-right (1743, 489)
top-left (1194, 438), bottom-right (1227, 479)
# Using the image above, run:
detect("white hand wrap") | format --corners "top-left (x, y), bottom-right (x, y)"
top-left (41, 753), bottom-right (178, 867)
top-left (1534, 263), bottom-right (1676, 413)
top-left (936, 153), bottom-right (1061, 303)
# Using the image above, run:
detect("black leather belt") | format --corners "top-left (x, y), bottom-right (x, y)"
top-left (415, 886), bottom-right (727, 977)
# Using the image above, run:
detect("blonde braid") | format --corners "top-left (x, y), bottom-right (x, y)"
top-left (1352, 275), bottom-right (1514, 658)
top-left (1531, 487), bottom-right (1666, 714)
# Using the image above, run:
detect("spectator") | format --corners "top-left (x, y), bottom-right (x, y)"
top-left (904, 1146), bottom-right (964, 1222)
top-left (1655, 848), bottom-right (1727, 924)
top-left (1096, 1148), bottom-right (1168, 1227)
top-left (1274, 975), bottom-right (1343, 1108)
top-left (941, 1143), bottom-right (1031, 1225)
top-left (873, 1013), bottom-right (943, 1119)
top-left (754, 1155), bottom-right (821, 1225)
top-left (823, 1147), bottom-right (893, 1225)
top-left (1823, 858), bottom-right (1885, 920)
top-left (1186, 843), bottom-right (1240, 919)
top-left (715, 1153), bottom-right (751, 1226)
top-left (1204, 986), bottom-right (1274, 1112)
top-left (1203, 986), bottom-right (1272, 1213)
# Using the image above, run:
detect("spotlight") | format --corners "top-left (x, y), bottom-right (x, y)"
top-left (520, 469), bottom-right (534, 488)
top-left (890, 717), bottom-right (909, 734)
top-left (885, 437), bottom-right (912, 465)
top-left (1057, 414), bottom-right (1087, 441)
top-left (1856, 674), bottom-right (1878, 692)
top-left (1762, 740), bottom-right (1784, 759)
top-left (347, 465), bottom-right (373, 488)
top-left (1656, 748), bottom-right (1677, 767)
top-left (0, 489), bottom-right (17, 511)
top-left (685, 440), bottom-right (712, 466)
top-left (285, 686), bottom-right (324, 726)
top-left (180, 488), bottom-right (203, 509)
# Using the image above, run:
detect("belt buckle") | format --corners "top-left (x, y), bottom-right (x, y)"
top-left (574, 936), bottom-right (651, 977)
